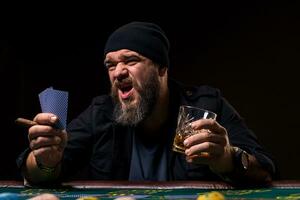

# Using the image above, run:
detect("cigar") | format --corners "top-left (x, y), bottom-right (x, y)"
top-left (15, 118), bottom-right (38, 128)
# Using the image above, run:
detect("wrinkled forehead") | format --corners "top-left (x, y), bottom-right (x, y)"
top-left (104, 49), bottom-right (146, 63)
top-left (105, 49), bottom-right (138, 59)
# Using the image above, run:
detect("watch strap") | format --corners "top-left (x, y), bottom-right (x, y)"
top-left (216, 146), bottom-right (250, 183)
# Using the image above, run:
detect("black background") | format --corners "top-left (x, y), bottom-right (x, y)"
top-left (1, 1), bottom-right (300, 180)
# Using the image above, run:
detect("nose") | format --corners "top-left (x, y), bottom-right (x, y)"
top-left (114, 62), bottom-right (129, 80)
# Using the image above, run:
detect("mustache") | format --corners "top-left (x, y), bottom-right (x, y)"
top-left (113, 77), bottom-right (133, 89)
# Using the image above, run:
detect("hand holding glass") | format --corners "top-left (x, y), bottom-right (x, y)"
top-left (172, 105), bottom-right (217, 154)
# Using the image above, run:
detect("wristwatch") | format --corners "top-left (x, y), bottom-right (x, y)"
top-left (217, 146), bottom-right (250, 182)
top-left (231, 146), bottom-right (250, 174)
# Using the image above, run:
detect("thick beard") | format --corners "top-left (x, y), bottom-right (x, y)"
top-left (111, 70), bottom-right (160, 126)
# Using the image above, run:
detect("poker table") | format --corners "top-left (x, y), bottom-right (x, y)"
top-left (0, 180), bottom-right (300, 199)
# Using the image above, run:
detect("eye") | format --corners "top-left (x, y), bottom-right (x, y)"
top-left (125, 57), bottom-right (140, 66)
top-left (104, 62), bottom-right (116, 70)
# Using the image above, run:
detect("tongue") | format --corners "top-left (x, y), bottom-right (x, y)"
top-left (120, 88), bottom-right (133, 99)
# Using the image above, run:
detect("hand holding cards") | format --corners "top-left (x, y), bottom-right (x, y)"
top-left (16, 87), bottom-right (69, 176)
top-left (16, 87), bottom-right (68, 130)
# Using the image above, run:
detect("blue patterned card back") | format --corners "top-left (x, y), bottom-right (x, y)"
top-left (38, 87), bottom-right (68, 129)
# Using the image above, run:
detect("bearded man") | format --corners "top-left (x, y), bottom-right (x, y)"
top-left (18, 22), bottom-right (277, 185)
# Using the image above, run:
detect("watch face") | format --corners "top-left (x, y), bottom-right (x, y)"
top-left (241, 151), bottom-right (249, 170)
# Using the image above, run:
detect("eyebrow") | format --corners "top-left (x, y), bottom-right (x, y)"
top-left (104, 54), bottom-right (141, 64)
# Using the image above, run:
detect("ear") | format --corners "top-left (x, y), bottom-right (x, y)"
top-left (158, 67), bottom-right (168, 77)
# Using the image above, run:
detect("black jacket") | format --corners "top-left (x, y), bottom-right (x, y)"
top-left (54, 79), bottom-right (276, 181)
top-left (16, 80), bottom-right (277, 182)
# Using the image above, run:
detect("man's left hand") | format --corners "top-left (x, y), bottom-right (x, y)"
top-left (183, 118), bottom-right (234, 174)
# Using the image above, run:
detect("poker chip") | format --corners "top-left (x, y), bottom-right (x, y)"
top-left (113, 197), bottom-right (136, 200)
top-left (28, 193), bottom-right (59, 200)
top-left (197, 191), bottom-right (225, 200)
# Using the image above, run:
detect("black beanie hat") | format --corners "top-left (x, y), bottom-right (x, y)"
top-left (104, 21), bottom-right (170, 67)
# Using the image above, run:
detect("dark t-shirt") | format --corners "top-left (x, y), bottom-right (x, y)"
top-left (129, 131), bottom-right (168, 181)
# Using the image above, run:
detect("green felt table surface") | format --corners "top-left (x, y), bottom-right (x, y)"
top-left (0, 181), bottom-right (300, 199)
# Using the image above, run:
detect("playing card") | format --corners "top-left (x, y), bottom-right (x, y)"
top-left (38, 87), bottom-right (68, 129)
top-left (38, 87), bottom-right (53, 112)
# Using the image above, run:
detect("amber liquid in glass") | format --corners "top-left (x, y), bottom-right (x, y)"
top-left (172, 132), bottom-right (188, 154)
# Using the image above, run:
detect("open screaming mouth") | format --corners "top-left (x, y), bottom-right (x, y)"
top-left (118, 83), bottom-right (134, 100)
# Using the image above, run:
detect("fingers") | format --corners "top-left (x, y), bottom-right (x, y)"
top-left (184, 129), bottom-right (227, 148)
top-left (28, 113), bottom-right (66, 141)
top-left (190, 119), bottom-right (226, 136)
top-left (28, 127), bottom-right (67, 152)
top-left (186, 154), bottom-right (210, 163)
top-left (33, 113), bottom-right (58, 126)
top-left (27, 113), bottom-right (67, 168)
top-left (30, 136), bottom-right (62, 150)
top-left (183, 119), bottom-right (228, 155)
top-left (33, 145), bottom-right (60, 156)
top-left (183, 119), bottom-right (230, 165)
top-left (185, 141), bottom-right (226, 165)
top-left (28, 125), bottom-right (63, 140)
top-left (28, 117), bottom-right (68, 153)
top-left (32, 145), bottom-right (63, 167)
top-left (185, 141), bottom-right (224, 158)
top-left (30, 131), bottom-right (67, 167)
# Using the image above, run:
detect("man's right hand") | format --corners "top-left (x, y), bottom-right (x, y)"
top-left (28, 113), bottom-right (67, 168)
